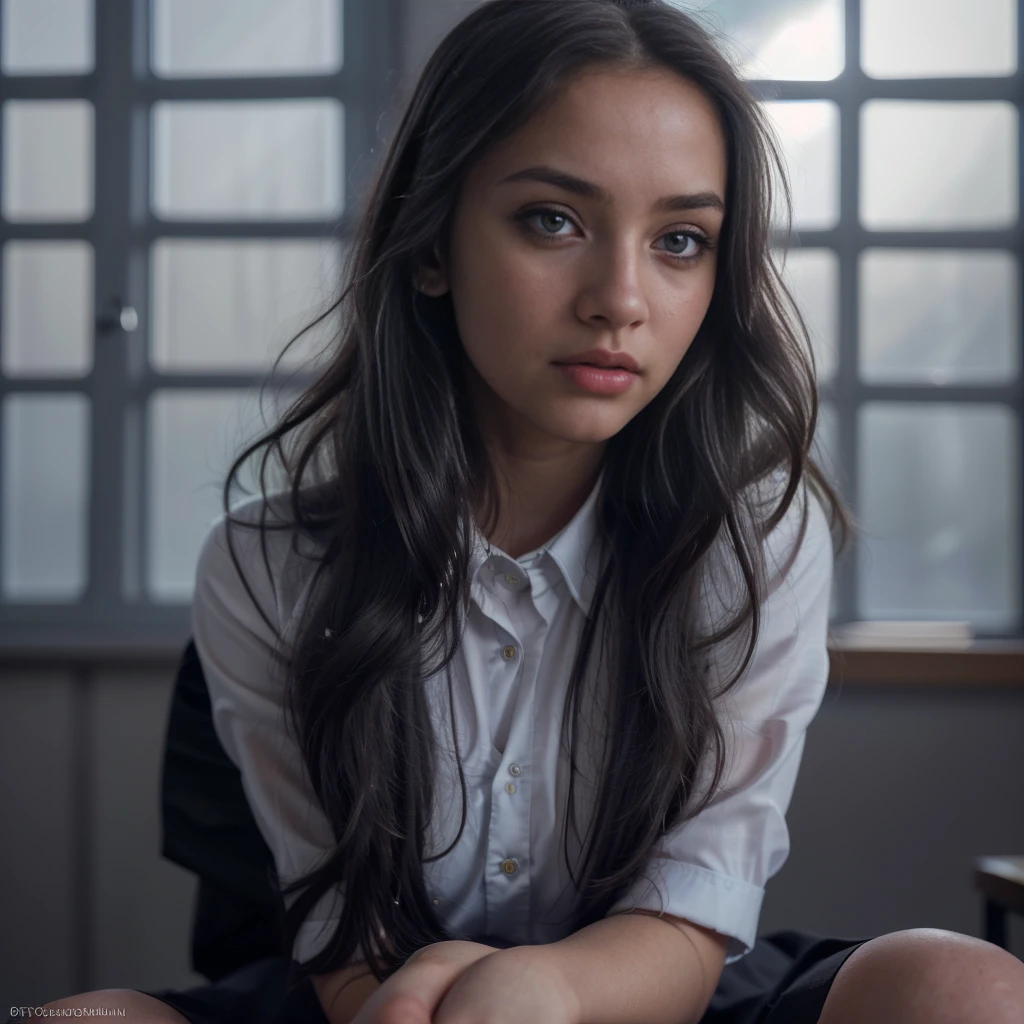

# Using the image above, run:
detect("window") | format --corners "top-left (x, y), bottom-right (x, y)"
top-left (0, 0), bottom-right (1020, 646)
top-left (0, 0), bottom-right (398, 647)
top-left (684, 0), bottom-right (1022, 636)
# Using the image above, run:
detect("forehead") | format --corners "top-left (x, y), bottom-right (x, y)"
top-left (468, 66), bottom-right (728, 199)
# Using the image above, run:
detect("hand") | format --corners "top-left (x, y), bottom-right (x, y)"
top-left (351, 940), bottom-right (501, 1024)
top-left (432, 945), bottom-right (581, 1024)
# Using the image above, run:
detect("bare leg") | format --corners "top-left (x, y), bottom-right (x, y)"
top-left (39, 990), bottom-right (191, 1024)
top-left (817, 927), bottom-right (1024, 1024)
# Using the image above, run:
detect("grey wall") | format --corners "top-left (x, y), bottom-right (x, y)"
top-left (2, 661), bottom-right (1022, 1008)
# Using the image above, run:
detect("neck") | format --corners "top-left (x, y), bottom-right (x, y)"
top-left (477, 444), bottom-right (604, 561)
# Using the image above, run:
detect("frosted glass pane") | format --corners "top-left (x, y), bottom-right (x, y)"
top-left (150, 239), bottom-right (342, 371)
top-left (1, 101), bottom-right (94, 221)
top-left (147, 389), bottom-right (291, 601)
top-left (682, 0), bottom-right (844, 79)
top-left (861, 102), bottom-right (1017, 229)
top-left (762, 101), bottom-right (839, 230)
top-left (152, 0), bottom-right (342, 77)
top-left (779, 248), bottom-right (838, 381)
top-left (860, 250), bottom-right (1018, 384)
top-left (2, 241), bottom-right (93, 377)
top-left (863, 0), bottom-right (1015, 78)
top-left (1, 0), bottom-right (93, 74)
top-left (858, 404), bottom-right (1019, 628)
top-left (152, 100), bottom-right (344, 220)
top-left (2, 394), bottom-right (89, 600)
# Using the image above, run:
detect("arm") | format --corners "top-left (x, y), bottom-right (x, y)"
top-left (313, 940), bottom-right (504, 1024)
top-left (430, 912), bottom-right (727, 1024)
top-left (541, 909), bottom-right (730, 1024)
top-left (312, 961), bottom-right (381, 1024)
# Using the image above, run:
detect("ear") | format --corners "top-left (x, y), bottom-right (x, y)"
top-left (412, 243), bottom-right (450, 297)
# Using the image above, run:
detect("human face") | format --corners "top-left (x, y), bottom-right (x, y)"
top-left (415, 65), bottom-right (728, 455)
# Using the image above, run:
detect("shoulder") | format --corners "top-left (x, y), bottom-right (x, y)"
top-left (701, 472), bottom-right (833, 632)
top-left (193, 489), bottom-right (323, 639)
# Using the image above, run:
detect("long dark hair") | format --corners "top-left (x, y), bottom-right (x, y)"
top-left (218, 0), bottom-right (854, 986)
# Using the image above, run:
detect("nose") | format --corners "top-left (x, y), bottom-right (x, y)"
top-left (574, 242), bottom-right (650, 330)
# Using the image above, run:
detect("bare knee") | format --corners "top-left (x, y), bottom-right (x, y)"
top-left (819, 928), bottom-right (1024, 1024)
top-left (39, 989), bottom-right (191, 1024)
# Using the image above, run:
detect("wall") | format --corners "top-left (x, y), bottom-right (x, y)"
top-left (1, 659), bottom-right (1022, 1007)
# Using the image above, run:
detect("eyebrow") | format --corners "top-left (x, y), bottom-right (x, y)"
top-left (497, 164), bottom-right (726, 215)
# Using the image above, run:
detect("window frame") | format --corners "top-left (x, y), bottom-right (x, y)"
top-left (0, 0), bottom-right (400, 649)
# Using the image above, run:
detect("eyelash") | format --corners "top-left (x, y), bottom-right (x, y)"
top-left (514, 205), bottom-right (715, 265)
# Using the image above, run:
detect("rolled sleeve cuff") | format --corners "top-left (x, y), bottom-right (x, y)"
top-left (604, 861), bottom-right (764, 965)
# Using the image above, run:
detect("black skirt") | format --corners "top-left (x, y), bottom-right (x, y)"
top-left (142, 928), bottom-right (871, 1024)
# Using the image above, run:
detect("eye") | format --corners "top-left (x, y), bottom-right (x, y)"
top-left (658, 232), bottom-right (704, 259)
top-left (515, 206), bottom-right (715, 266)
top-left (524, 209), bottom-right (575, 236)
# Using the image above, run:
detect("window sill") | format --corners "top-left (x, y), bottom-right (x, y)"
top-left (0, 637), bottom-right (1020, 687)
top-left (827, 640), bottom-right (1024, 688)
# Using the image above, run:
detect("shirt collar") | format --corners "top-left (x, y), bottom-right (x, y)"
top-left (468, 469), bottom-right (605, 616)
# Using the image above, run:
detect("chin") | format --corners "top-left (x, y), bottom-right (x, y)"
top-left (540, 415), bottom-right (628, 446)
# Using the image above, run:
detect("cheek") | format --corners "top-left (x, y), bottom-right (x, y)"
top-left (652, 272), bottom-right (716, 362)
top-left (450, 243), bottom-right (557, 357)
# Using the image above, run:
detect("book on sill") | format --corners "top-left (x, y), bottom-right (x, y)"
top-left (830, 621), bottom-right (974, 651)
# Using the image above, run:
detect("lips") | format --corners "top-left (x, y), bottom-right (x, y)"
top-left (554, 349), bottom-right (641, 374)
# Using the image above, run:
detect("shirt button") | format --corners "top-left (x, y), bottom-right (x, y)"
top-left (504, 573), bottom-right (519, 585)
top-left (501, 858), bottom-right (518, 875)
top-left (508, 763), bottom-right (521, 776)
top-left (505, 782), bottom-right (516, 794)
top-left (433, 898), bottom-right (439, 905)
top-left (502, 644), bottom-right (517, 660)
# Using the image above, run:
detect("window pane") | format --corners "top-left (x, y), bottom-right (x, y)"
top-left (682, 0), bottom-right (844, 80)
top-left (2, 241), bottom-right (93, 377)
top-left (1, 0), bottom-right (93, 74)
top-left (147, 389), bottom-right (290, 601)
top-left (152, 0), bottom-right (342, 77)
top-left (861, 102), bottom-right (1017, 229)
top-left (762, 101), bottom-right (839, 230)
top-left (152, 100), bottom-right (343, 220)
top-left (862, 0), bottom-right (1015, 78)
top-left (860, 250), bottom-right (1018, 384)
top-left (2, 394), bottom-right (89, 600)
top-left (858, 404), bottom-right (1020, 629)
top-left (778, 248), bottom-right (838, 381)
top-left (150, 239), bottom-right (342, 371)
top-left (1, 100), bottom-right (94, 222)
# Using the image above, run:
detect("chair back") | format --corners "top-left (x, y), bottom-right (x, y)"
top-left (160, 638), bottom-right (282, 980)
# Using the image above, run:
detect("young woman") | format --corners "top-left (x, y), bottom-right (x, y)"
top-left (43, 1), bottom-right (1024, 1022)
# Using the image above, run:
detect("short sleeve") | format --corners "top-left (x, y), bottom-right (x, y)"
top-left (191, 497), bottom-right (357, 965)
top-left (604, 486), bottom-right (834, 964)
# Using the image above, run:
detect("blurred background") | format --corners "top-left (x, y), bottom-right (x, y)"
top-left (0, 0), bottom-right (1022, 1007)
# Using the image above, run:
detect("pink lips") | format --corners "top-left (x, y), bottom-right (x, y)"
top-left (555, 362), bottom-right (639, 395)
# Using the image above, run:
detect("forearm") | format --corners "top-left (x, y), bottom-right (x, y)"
top-left (314, 939), bottom-right (504, 1024)
top-left (540, 911), bottom-right (725, 1024)
top-left (312, 961), bottom-right (381, 1024)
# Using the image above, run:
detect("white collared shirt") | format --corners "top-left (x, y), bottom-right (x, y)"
top-left (191, 473), bottom-right (833, 966)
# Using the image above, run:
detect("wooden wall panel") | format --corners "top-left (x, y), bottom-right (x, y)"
top-left (90, 666), bottom-right (204, 992)
top-left (0, 671), bottom-right (78, 1006)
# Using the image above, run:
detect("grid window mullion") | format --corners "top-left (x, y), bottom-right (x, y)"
top-left (87, 0), bottom-right (134, 618)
